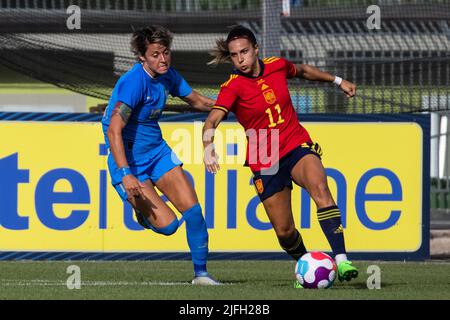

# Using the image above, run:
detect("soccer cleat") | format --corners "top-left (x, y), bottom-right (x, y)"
top-left (192, 273), bottom-right (221, 286)
top-left (294, 280), bottom-right (304, 289)
top-left (337, 261), bottom-right (358, 282)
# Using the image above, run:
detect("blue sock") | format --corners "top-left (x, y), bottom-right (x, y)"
top-left (180, 203), bottom-right (209, 276)
top-left (194, 264), bottom-right (207, 276)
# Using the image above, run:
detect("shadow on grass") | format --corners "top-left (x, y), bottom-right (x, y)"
top-left (333, 282), bottom-right (405, 289)
top-left (267, 280), bottom-right (405, 290)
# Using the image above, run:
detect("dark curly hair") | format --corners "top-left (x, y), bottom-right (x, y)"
top-left (130, 25), bottom-right (173, 60)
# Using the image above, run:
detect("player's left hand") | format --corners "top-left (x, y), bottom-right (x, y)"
top-left (204, 147), bottom-right (220, 174)
top-left (339, 80), bottom-right (356, 98)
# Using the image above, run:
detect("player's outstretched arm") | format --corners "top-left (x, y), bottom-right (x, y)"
top-left (181, 90), bottom-right (215, 112)
top-left (202, 109), bottom-right (226, 174)
top-left (295, 63), bottom-right (356, 98)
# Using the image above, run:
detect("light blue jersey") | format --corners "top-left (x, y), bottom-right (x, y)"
top-left (102, 63), bottom-right (192, 187)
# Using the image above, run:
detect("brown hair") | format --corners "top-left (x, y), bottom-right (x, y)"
top-left (131, 25), bottom-right (173, 60)
top-left (208, 25), bottom-right (258, 66)
top-left (207, 38), bottom-right (230, 66)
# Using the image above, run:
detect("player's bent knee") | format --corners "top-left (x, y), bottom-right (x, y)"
top-left (153, 218), bottom-right (179, 236)
top-left (135, 210), bottom-right (179, 235)
top-left (309, 183), bottom-right (333, 203)
top-left (274, 225), bottom-right (296, 240)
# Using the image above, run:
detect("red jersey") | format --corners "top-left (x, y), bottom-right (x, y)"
top-left (213, 57), bottom-right (312, 172)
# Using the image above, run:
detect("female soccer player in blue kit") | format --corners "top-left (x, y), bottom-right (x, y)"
top-left (102, 25), bottom-right (219, 285)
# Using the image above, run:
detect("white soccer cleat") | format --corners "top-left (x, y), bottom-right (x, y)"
top-left (191, 274), bottom-right (221, 285)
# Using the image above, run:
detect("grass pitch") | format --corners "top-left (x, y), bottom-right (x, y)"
top-left (0, 260), bottom-right (449, 300)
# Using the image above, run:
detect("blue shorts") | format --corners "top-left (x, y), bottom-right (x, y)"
top-left (252, 142), bottom-right (322, 202)
top-left (109, 143), bottom-right (182, 201)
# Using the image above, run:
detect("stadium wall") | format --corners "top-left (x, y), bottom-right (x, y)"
top-left (0, 113), bottom-right (430, 260)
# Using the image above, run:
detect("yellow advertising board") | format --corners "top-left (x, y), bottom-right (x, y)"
top-left (0, 119), bottom-right (427, 258)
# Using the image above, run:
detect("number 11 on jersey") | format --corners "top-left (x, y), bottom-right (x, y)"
top-left (265, 104), bottom-right (285, 128)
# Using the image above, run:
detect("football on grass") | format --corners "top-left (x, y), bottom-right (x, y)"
top-left (295, 252), bottom-right (337, 289)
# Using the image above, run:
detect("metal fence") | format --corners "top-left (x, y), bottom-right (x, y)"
top-left (1, 0), bottom-right (448, 11)
top-left (0, 1), bottom-right (449, 114)
top-left (275, 6), bottom-right (449, 114)
top-left (0, 0), bottom-right (261, 10)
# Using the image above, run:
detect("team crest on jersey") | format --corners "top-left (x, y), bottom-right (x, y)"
top-left (254, 179), bottom-right (264, 194)
top-left (263, 89), bottom-right (277, 104)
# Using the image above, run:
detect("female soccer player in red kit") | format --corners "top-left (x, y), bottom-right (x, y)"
top-left (202, 25), bottom-right (358, 284)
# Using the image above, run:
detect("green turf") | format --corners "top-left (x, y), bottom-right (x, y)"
top-left (0, 260), bottom-right (449, 300)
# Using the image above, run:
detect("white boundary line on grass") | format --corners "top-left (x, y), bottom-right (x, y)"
top-left (0, 279), bottom-right (199, 286)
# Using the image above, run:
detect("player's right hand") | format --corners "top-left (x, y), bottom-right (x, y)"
top-left (204, 149), bottom-right (220, 174)
top-left (122, 174), bottom-right (146, 200)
